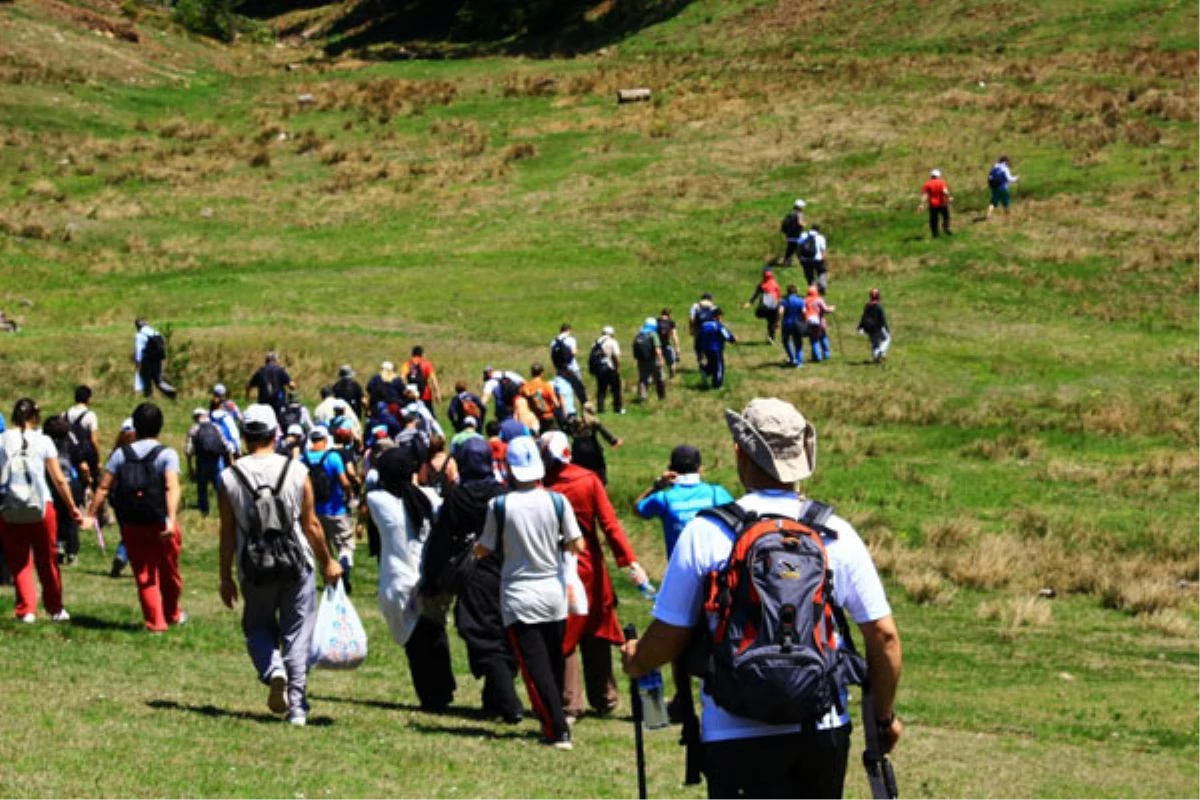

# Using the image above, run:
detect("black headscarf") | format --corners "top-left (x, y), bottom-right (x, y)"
top-left (375, 440), bottom-right (434, 532)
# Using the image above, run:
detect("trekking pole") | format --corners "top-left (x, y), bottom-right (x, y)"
top-left (862, 681), bottom-right (899, 799)
top-left (624, 624), bottom-right (648, 800)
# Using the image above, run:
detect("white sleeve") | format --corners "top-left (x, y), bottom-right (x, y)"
top-left (651, 517), bottom-right (718, 628)
top-left (828, 517), bottom-right (892, 624)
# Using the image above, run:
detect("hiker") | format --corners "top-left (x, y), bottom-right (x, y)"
top-left (776, 198), bottom-right (806, 267)
top-left (634, 444), bottom-right (733, 559)
top-left (779, 283), bottom-right (808, 368)
top-left (42, 417), bottom-right (85, 567)
top-left (367, 361), bottom-right (404, 410)
top-left (633, 317), bottom-right (666, 402)
top-left (367, 401), bottom-right (404, 441)
top-left (449, 416), bottom-right (484, 457)
top-left (552, 367), bottom-right (580, 420)
top-left (633, 443), bottom-right (733, 719)
top-left (986, 155), bottom-right (1019, 218)
top-left (520, 363), bottom-right (560, 433)
top-left (209, 384), bottom-right (242, 426)
top-left (245, 352), bottom-right (294, 416)
top-left (276, 424), bottom-right (306, 460)
top-left (371, 442), bottom-right (457, 712)
top-left (304, 427), bottom-right (357, 594)
top-left (744, 269), bottom-right (783, 344)
top-left (484, 420), bottom-right (507, 484)
top-left (696, 307), bottom-right (737, 389)
top-left (0, 398), bottom-right (82, 622)
top-left (587, 326), bottom-right (624, 415)
top-left (621, 398), bottom-right (903, 798)
top-left (217, 404), bottom-right (343, 726)
top-left (65, 385), bottom-right (100, 489)
top-left (104, 418), bottom-right (136, 579)
top-left (418, 434), bottom-right (459, 497)
top-left (401, 385), bottom-right (444, 439)
top-left (550, 324), bottom-right (587, 403)
top-left (210, 408), bottom-right (242, 461)
top-left (85, 402), bottom-right (185, 632)
top-left (918, 168), bottom-right (953, 238)
top-left (401, 346), bottom-right (442, 419)
top-left (447, 381), bottom-right (487, 433)
top-left (421, 437), bottom-right (522, 722)
top-left (133, 318), bottom-right (177, 400)
top-left (857, 288), bottom-right (892, 364)
top-left (481, 366), bottom-right (525, 422)
top-left (657, 308), bottom-right (681, 379)
top-left (798, 224), bottom-right (830, 295)
top-left (332, 365), bottom-right (365, 419)
top-left (542, 431), bottom-right (650, 721)
top-left (565, 403), bottom-right (622, 486)
top-left (475, 436), bottom-right (586, 750)
top-left (805, 285), bottom-right (836, 363)
top-left (186, 408), bottom-right (233, 518)
top-left (688, 292), bottom-right (718, 368)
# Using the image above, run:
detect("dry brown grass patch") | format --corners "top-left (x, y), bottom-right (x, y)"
top-left (977, 596), bottom-right (1053, 640)
top-left (1140, 609), bottom-right (1194, 638)
top-left (923, 517), bottom-right (979, 549)
top-left (899, 569), bottom-right (957, 607)
top-left (948, 535), bottom-right (1020, 590)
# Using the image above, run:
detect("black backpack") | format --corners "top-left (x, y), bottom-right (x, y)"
top-left (695, 501), bottom-right (865, 726)
top-left (406, 360), bottom-right (427, 398)
top-left (550, 336), bottom-right (572, 370)
top-left (587, 338), bottom-right (609, 376)
top-left (111, 445), bottom-right (167, 525)
top-left (632, 331), bottom-right (655, 362)
top-left (307, 450), bottom-right (334, 506)
top-left (142, 333), bottom-right (166, 363)
top-left (193, 421), bottom-right (227, 459)
top-left (781, 211), bottom-right (803, 239)
top-left (799, 233), bottom-right (818, 260)
top-left (232, 461), bottom-right (305, 585)
top-left (63, 412), bottom-right (96, 469)
top-left (279, 403), bottom-right (304, 432)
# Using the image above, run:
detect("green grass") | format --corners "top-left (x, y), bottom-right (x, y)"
top-left (0, 0), bottom-right (1197, 796)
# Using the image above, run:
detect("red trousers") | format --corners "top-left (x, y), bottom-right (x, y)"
top-left (119, 521), bottom-right (183, 632)
top-left (0, 504), bottom-right (63, 618)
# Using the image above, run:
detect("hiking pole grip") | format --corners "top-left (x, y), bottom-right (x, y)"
top-left (624, 624), bottom-right (648, 800)
top-left (861, 683), bottom-right (899, 800)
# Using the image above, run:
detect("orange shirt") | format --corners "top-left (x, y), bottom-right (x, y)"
top-left (922, 178), bottom-right (949, 208)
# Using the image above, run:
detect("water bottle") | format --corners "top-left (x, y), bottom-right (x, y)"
top-left (629, 565), bottom-right (657, 600)
top-left (637, 669), bottom-right (670, 730)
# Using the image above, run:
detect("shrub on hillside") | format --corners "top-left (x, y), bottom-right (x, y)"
top-left (173, 0), bottom-right (240, 42)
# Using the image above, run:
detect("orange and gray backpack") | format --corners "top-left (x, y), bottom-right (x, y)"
top-left (698, 500), bottom-right (866, 726)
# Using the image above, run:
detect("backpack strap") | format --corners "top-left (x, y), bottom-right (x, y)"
top-left (230, 462), bottom-right (257, 496)
top-left (798, 499), bottom-right (837, 537)
top-left (696, 501), bottom-right (750, 537)
top-left (272, 458), bottom-right (293, 496)
top-left (548, 490), bottom-right (565, 542)
top-left (492, 493), bottom-right (507, 555)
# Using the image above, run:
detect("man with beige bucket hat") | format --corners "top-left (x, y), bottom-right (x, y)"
top-left (621, 398), bottom-right (903, 798)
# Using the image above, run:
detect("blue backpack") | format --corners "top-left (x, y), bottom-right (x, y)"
top-left (987, 165), bottom-right (1006, 188)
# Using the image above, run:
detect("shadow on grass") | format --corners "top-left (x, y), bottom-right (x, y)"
top-left (309, 693), bottom-right (494, 722)
top-left (146, 699), bottom-right (333, 727)
top-left (68, 613), bottom-right (144, 633)
top-left (406, 720), bottom-right (531, 740)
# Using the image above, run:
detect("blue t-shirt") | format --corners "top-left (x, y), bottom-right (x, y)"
top-left (304, 448), bottom-right (347, 517)
top-left (781, 294), bottom-right (807, 327)
top-left (637, 477), bottom-right (734, 557)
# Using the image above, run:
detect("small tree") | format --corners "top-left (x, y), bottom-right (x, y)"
top-left (173, 0), bottom-right (241, 43)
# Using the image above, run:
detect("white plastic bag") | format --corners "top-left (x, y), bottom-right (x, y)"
top-left (564, 552), bottom-right (589, 617)
top-left (310, 580), bottom-right (368, 670)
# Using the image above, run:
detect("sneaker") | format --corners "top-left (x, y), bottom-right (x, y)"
top-left (19, 613), bottom-right (36, 624)
top-left (501, 710), bottom-right (524, 725)
top-left (51, 609), bottom-right (71, 623)
top-left (267, 671), bottom-right (288, 715)
top-left (170, 612), bottom-right (189, 627)
top-left (550, 732), bottom-right (573, 751)
top-left (65, 554), bottom-right (77, 566)
top-left (109, 558), bottom-right (125, 578)
top-left (287, 711), bottom-right (307, 727)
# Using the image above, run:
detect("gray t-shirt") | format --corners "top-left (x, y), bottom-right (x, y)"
top-left (478, 487), bottom-right (582, 626)
top-left (220, 453), bottom-right (314, 578)
top-left (105, 439), bottom-right (180, 477)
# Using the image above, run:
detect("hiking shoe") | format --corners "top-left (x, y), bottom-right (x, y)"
top-left (287, 711), bottom-right (307, 727)
top-left (51, 609), bottom-right (71, 623)
top-left (267, 671), bottom-right (288, 715)
top-left (19, 613), bottom-right (36, 624)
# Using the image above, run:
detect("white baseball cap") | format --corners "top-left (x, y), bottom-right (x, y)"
top-left (242, 404), bottom-right (279, 435)
top-left (930, 169), bottom-right (942, 177)
top-left (540, 431), bottom-right (572, 464)
top-left (505, 435), bottom-right (545, 482)
top-left (794, 199), bottom-right (806, 208)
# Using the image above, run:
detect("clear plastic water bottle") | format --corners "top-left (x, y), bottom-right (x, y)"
top-left (637, 579), bottom-right (658, 601)
top-left (637, 669), bottom-right (670, 730)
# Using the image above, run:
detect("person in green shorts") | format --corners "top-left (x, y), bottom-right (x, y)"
top-left (986, 155), bottom-right (1019, 219)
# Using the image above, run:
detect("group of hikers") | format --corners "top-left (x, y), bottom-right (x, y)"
top-left (0, 172), bottom-right (961, 794)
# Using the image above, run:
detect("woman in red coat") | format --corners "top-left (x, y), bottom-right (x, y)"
top-left (541, 432), bottom-right (649, 718)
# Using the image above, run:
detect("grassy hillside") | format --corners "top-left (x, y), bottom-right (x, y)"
top-left (0, 0), bottom-right (1196, 796)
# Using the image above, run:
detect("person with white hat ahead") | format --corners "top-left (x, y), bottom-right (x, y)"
top-left (621, 398), bottom-right (903, 798)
